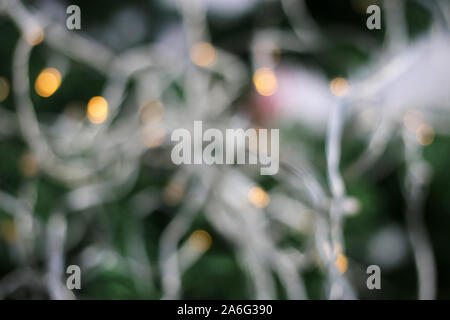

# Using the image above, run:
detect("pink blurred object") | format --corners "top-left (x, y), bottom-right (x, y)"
top-left (254, 64), bottom-right (334, 134)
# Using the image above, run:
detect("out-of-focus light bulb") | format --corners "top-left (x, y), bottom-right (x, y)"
top-left (248, 186), bottom-right (270, 208)
top-left (416, 123), bottom-right (435, 146)
top-left (253, 67), bottom-right (278, 96)
top-left (330, 77), bottom-right (350, 97)
top-left (335, 253), bottom-right (348, 274)
top-left (188, 230), bottom-right (212, 253)
top-left (190, 42), bottom-right (217, 67)
top-left (35, 68), bottom-right (61, 98)
top-left (87, 96), bottom-right (109, 124)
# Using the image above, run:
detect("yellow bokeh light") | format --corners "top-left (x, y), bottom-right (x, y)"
top-left (253, 67), bottom-right (278, 96)
top-left (188, 230), bottom-right (212, 253)
top-left (404, 109), bottom-right (424, 132)
top-left (330, 77), bottom-right (350, 97)
top-left (0, 77), bottom-right (10, 103)
top-left (26, 26), bottom-right (44, 46)
top-left (416, 123), bottom-right (435, 146)
top-left (248, 186), bottom-right (270, 208)
top-left (140, 99), bottom-right (164, 123)
top-left (35, 68), bottom-right (61, 98)
top-left (87, 96), bottom-right (109, 124)
top-left (335, 253), bottom-right (348, 275)
top-left (190, 42), bottom-right (217, 67)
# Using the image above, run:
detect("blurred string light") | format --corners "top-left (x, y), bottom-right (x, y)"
top-left (188, 230), bottom-right (212, 253)
top-left (323, 243), bottom-right (349, 275)
top-left (329, 77), bottom-right (350, 97)
top-left (139, 99), bottom-right (164, 123)
top-left (335, 252), bottom-right (348, 275)
top-left (87, 96), bottom-right (108, 124)
top-left (19, 152), bottom-right (39, 177)
top-left (0, 77), bottom-right (10, 102)
top-left (331, 243), bottom-right (349, 275)
top-left (416, 123), bottom-right (435, 146)
top-left (26, 26), bottom-right (44, 46)
top-left (248, 186), bottom-right (270, 208)
top-left (253, 67), bottom-right (278, 96)
top-left (34, 68), bottom-right (61, 98)
top-left (190, 42), bottom-right (217, 67)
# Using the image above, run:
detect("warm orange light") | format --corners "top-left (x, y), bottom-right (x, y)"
top-left (190, 42), bottom-right (216, 67)
top-left (253, 67), bottom-right (278, 96)
top-left (35, 68), bottom-right (61, 98)
top-left (188, 230), bottom-right (212, 253)
top-left (0, 77), bottom-right (10, 103)
top-left (330, 77), bottom-right (350, 97)
top-left (248, 186), bottom-right (270, 208)
top-left (87, 96), bottom-right (108, 124)
top-left (335, 253), bottom-right (348, 274)
top-left (416, 123), bottom-right (435, 146)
